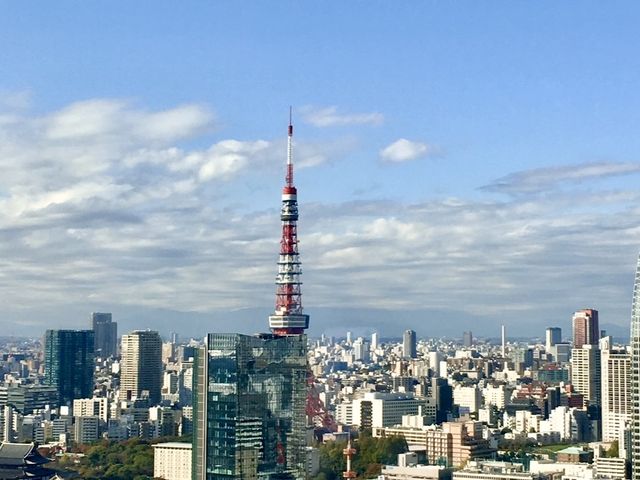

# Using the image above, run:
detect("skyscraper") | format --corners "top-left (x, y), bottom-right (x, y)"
top-left (629, 254), bottom-right (640, 479)
top-left (545, 327), bottom-right (562, 351)
top-left (193, 333), bottom-right (307, 480)
top-left (403, 329), bottom-right (417, 358)
top-left (463, 331), bottom-right (473, 347)
top-left (600, 336), bottom-right (631, 442)
top-left (573, 308), bottom-right (600, 348)
top-left (120, 330), bottom-right (162, 405)
top-left (91, 312), bottom-right (117, 358)
top-left (43, 330), bottom-right (94, 406)
top-left (193, 116), bottom-right (309, 480)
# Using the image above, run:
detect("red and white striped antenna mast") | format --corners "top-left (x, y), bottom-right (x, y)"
top-left (269, 108), bottom-right (310, 336)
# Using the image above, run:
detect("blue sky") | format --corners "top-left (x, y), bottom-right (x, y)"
top-left (0, 2), bottom-right (640, 337)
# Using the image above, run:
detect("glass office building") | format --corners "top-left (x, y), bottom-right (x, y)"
top-left (43, 329), bottom-right (94, 406)
top-left (193, 333), bottom-right (307, 480)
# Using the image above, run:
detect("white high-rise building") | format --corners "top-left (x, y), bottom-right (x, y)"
top-left (120, 330), bottom-right (162, 405)
top-left (371, 332), bottom-right (379, 351)
top-left (629, 253), bottom-right (640, 479)
top-left (570, 344), bottom-right (601, 407)
top-left (600, 336), bottom-right (631, 442)
top-left (353, 337), bottom-right (370, 363)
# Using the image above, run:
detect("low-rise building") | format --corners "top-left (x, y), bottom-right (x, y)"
top-left (153, 442), bottom-right (192, 480)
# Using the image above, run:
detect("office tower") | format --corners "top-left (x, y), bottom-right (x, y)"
top-left (371, 332), bottom-right (379, 351)
top-left (501, 325), bottom-right (506, 357)
top-left (43, 330), bottom-right (94, 406)
top-left (600, 336), bottom-right (631, 442)
top-left (346, 331), bottom-right (353, 346)
top-left (462, 331), bottom-right (473, 347)
top-left (193, 118), bottom-right (309, 480)
top-left (573, 308), bottom-right (600, 348)
top-left (91, 312), bottom-right (117, 358)
top-left (403, 330), bottom-right (417, 359)
top-left (120, 330), bottom-right (162, 405)
top-left (630, 253), bottom-right (640, 480)
top-left (571, 344), bottom-right (601, 407)
top-left (545, 327), bottom-right (562, 351)
top-left (193, 333), bottom-right (307, 479)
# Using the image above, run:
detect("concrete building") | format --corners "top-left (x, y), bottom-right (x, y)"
top-left (73, 397), bottom-right (109, 423)
top-left (600, 336), bottom-right (631, 442)
top-left (570, 344), bottom-right (601, 407)
top-left (454, 386), bottom-right (482, 414)
top-left (404, 330), bottom-right (417, 359)
top-left (153, 442), bottom-right (192, 480)
top-left (74, 415), bottom-right (100, 445)
top-left (454, 461), bottom-right (559, 480)
top-left (120, 330), bottom-right (162, 405)
top-left (0, 385), bottom-right (58, 415)
top-left (336, 392), bottom-right (427, 429)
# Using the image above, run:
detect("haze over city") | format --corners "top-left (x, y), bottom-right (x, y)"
top-left (1, 2), bottom-right (640, 337)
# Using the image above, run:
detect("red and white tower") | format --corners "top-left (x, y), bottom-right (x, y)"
top-left (269, 112), bottom-right (310, 336)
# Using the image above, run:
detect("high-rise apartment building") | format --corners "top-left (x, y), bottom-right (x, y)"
top-left (545, 327), bottom-right (562, 351)
top-left (573, 309), bottom-right (600, 348)
top-left (91, 312), bottom-right (117, 358)
top-left (570, 344), bottom-right (601, 408)
top-left (43, 330), bottom-right (94, 406)
top-left (193, 333), bottom-right (307, 480)
top-left (600, 336), bottom-right (631, 442)
top-left (120, 330), bottom-right (162, 405)
top-left (403, 329), bottom-right (417, 359)
top-left (629, 254), bottom-right (640, 480)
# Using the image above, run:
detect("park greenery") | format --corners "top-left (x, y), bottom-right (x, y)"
top-left (54, 436), bottom-right (189, 480)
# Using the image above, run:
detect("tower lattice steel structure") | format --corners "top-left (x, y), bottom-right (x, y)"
top-left (269, 113), bottom-right (310, 336)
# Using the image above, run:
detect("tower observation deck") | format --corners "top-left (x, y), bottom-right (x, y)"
top-left (269, 113), bottom-right (310, 336)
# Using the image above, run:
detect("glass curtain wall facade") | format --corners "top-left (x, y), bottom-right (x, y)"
top-left (43, 330), bottom-right (94, 406)
top-left (193, 333), bottom-right (307, 480)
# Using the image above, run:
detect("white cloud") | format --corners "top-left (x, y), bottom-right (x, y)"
top-left (483, 162), bottom-right (640, 195)
top-left (301, 106), bottom-right (383, 127)
top-left (380, 138), bottom-right (434, 162)
top-left (0, 97), bottom-right (638, 338)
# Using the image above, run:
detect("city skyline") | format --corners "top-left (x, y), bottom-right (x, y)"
top-left (2, 3), bottom-right (640, 337)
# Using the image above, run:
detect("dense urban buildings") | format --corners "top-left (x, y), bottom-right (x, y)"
top-left (43, 329), bottom-right (94, 406)
top-left (91, 312), bottom-right (117, 358)
top-left (120, 330), bottom-right (162, 405)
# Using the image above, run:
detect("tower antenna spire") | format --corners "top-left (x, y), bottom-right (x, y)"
top-left (269, 109), bottom-right (309, 336)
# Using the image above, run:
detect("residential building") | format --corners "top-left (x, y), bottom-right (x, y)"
top-left (120, 330), bottom-right (162, 405)
top-left (629, 253), bottom-right (640, 480)
top-left (600, 336), bottom-right (631, 442)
